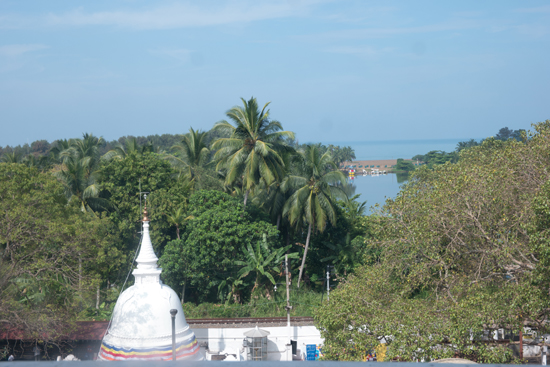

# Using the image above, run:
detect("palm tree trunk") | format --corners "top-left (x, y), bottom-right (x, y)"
top-left (243, 189), bottom-right (250, 209)
top-left (297, 223), bottom-right (312, 288)
top-left (286, 226), bottom-right (290, 247)
top-left (176, 226), bottom-right (180, 240)
top-left (276, 214), bottom-right (281, 231)
top-left (286, 226), bottom-right (291, 286)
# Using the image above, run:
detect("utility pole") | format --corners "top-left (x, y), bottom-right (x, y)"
top-left (327, 265), bottom-right (334, 302)
top-left (285, 255), bottom-right (292, 335)
top-left (285, 254), bottom-right (293, 360)
top-left (326, 265), bottom-right (332, 301)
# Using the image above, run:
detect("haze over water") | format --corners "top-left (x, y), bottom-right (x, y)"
top-left (325, 138), bottom-right (479, 160)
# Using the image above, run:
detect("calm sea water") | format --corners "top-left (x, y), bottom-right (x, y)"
top-left (330, 138), bottom-right (479, 212)
top-left (346, 173), bottom-right (407, 214)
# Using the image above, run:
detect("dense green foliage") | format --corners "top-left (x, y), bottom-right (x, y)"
top-left (159, 190), bottom-right (279, 302)
top-left (315, 120), bottom-right (550, 363)
top-left (394, 158), bottom-right (415, 171)
top-left (412, 150), bottom-right (458, 168)
top-left (495, 127), bottom-right (525, 141)
top-left (0, 164), bottom-right (123, 340)
top-left (99, 152), bottom-right (191, 258)
top-left (181, 285), bottom-right (323, 318)
top-left (411, 126), bottom-right (525, 167)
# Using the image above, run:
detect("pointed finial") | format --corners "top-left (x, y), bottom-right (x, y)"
top-left (142, 206), bottom-right (150, 222)
top-left (142, 193), bottom-right (150, 222)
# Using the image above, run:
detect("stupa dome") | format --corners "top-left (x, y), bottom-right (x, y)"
top-left (99, 206), bottom-right (201, 361)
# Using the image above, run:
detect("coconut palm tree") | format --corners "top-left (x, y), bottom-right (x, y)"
top-left (102, 137), bottom-right (155, 161)
top-left (54, 133), bottom-right (110, 214)
top-left (0, 152), bottom-right (21, 163)
top-left (49, 139), bottom-right (72, 164)
top-left (255, 180), bottom-right (288, 230)
top-left (167, 128), bottom-right (211, 178)
top-left (70, 133), bottom-right (104, 174)
top-left (21, 154), bottom-right (50, 170)
top-left (212, 97), bottom-right (294, 208)
top-left (253, 150), bottom-right (296, 230)
top-left (164, 206), bottom-right (194, 240)
top-left (282, 145), bottom-right (347, 287)
top-left (54, 155), bottom-right (110, 213)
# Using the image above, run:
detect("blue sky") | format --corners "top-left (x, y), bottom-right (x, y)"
top-left (0, 0), bottom-right (548, 147)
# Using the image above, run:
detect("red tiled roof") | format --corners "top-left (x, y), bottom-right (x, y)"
top-left (0, 321), bottom-right (109, 341)
top-left (69, 321), bottom-right (109, 340)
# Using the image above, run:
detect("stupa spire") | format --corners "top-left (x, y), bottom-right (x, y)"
top-left (133, 199), bottom-right (162, 284)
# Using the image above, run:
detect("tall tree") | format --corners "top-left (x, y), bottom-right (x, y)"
top-left (159, 190), bottom-right (279, 303)
top-left (0, 152), bottom-right (21, 163)
top-left (456, 138), bottom-right (480, 152)
top-left (53, 134), bottom-right (109, 214)
top-left (102, 137), bottom-right (154, 160)
top-left (54, 155), bottom-right (110, 213)
top-left (49, 139), bottom-right (72, 164)
top-left (0, 163), bottom-right (123, 343)
top-left (164, 206), bottom-right (194, 240)
top-left (70, 133), bottom-right (105, 176)
top-left (21, 154), bottom-right (50, 170)
top-left (168, 127), bottom-right (211, 179)
top-left (99, 151), bottom-right (191, 265)
top-left (252, 150), bottom-right (297, 230)
top-left (212, 97), bottom-right (294, 208)
top-left (283, 145), bottom-right (347, 287)
top-left (329, 145), bottom-right (356, 168)
top-left (315, 121), bottom-right (550, 363)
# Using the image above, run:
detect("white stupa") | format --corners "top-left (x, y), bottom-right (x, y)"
top-left (99, 206), bottom-right (201, 361)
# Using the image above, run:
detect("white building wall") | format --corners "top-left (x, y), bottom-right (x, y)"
top-left (192, 325), bottom-right (323, 361)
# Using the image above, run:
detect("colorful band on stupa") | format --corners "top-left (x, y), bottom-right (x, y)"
top-left (99, 335), bottom-right (199, 361)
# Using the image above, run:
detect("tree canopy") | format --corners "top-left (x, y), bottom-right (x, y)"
top-left (315, 120), bottom-right (550, 363)
top-left (159, 190), bottom-right (279, 303)
top-left (0, 164), bottom-right (123, 340)
top-left (212, 97), bottom-right (295, 207)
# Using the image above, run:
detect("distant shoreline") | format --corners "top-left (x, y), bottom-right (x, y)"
top-left (327, 137), bottom-right (470, 162)
top-left (342, 158), bottom-right (416, 168)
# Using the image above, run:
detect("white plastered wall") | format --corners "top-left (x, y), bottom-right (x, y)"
top-left (192, 325), bottom-right (323, 361)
